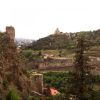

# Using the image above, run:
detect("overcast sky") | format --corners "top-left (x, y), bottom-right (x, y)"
top-left (0, 0), bottom-right (100, 40)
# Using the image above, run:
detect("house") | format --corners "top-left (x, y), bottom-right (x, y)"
top-left (43, 87), bottom-right (60, 96)
top-left (43, 53), bottom-right (54, 59)
top-left (50, 87), bottom-right (60, 96)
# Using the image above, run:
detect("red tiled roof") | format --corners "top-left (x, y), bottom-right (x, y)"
top-left (50, 87), bottom-right (60, 96)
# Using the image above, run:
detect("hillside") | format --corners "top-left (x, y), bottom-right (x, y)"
top-left (32, 34), bottom-right (71, 50)
top-left (31, 28), bottom-right (100, 50)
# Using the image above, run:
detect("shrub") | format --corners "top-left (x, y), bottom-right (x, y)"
top-left (6, 89), bottom-right (21, 100)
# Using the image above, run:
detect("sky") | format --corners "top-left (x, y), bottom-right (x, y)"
top-left (0, 0), bottom-right (100, 40)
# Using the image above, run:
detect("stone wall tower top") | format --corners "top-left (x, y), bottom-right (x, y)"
top-left (6, 26), bottom-right (15, 40)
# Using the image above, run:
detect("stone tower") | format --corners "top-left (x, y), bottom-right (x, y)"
top-left (54, 28), bottom-right (60, 35)
top-left (33, 73), bottom-right (43, 93)
top-left (6, 26), bottom-right (15, 40)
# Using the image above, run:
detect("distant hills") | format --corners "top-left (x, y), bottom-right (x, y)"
top-left (31, 28), bottom-right (100, 50)
top-left (15, 38), bottom-right (34, 46)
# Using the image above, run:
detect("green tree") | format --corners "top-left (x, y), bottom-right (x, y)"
top-left (67, 35), bottom-right (94, 100)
